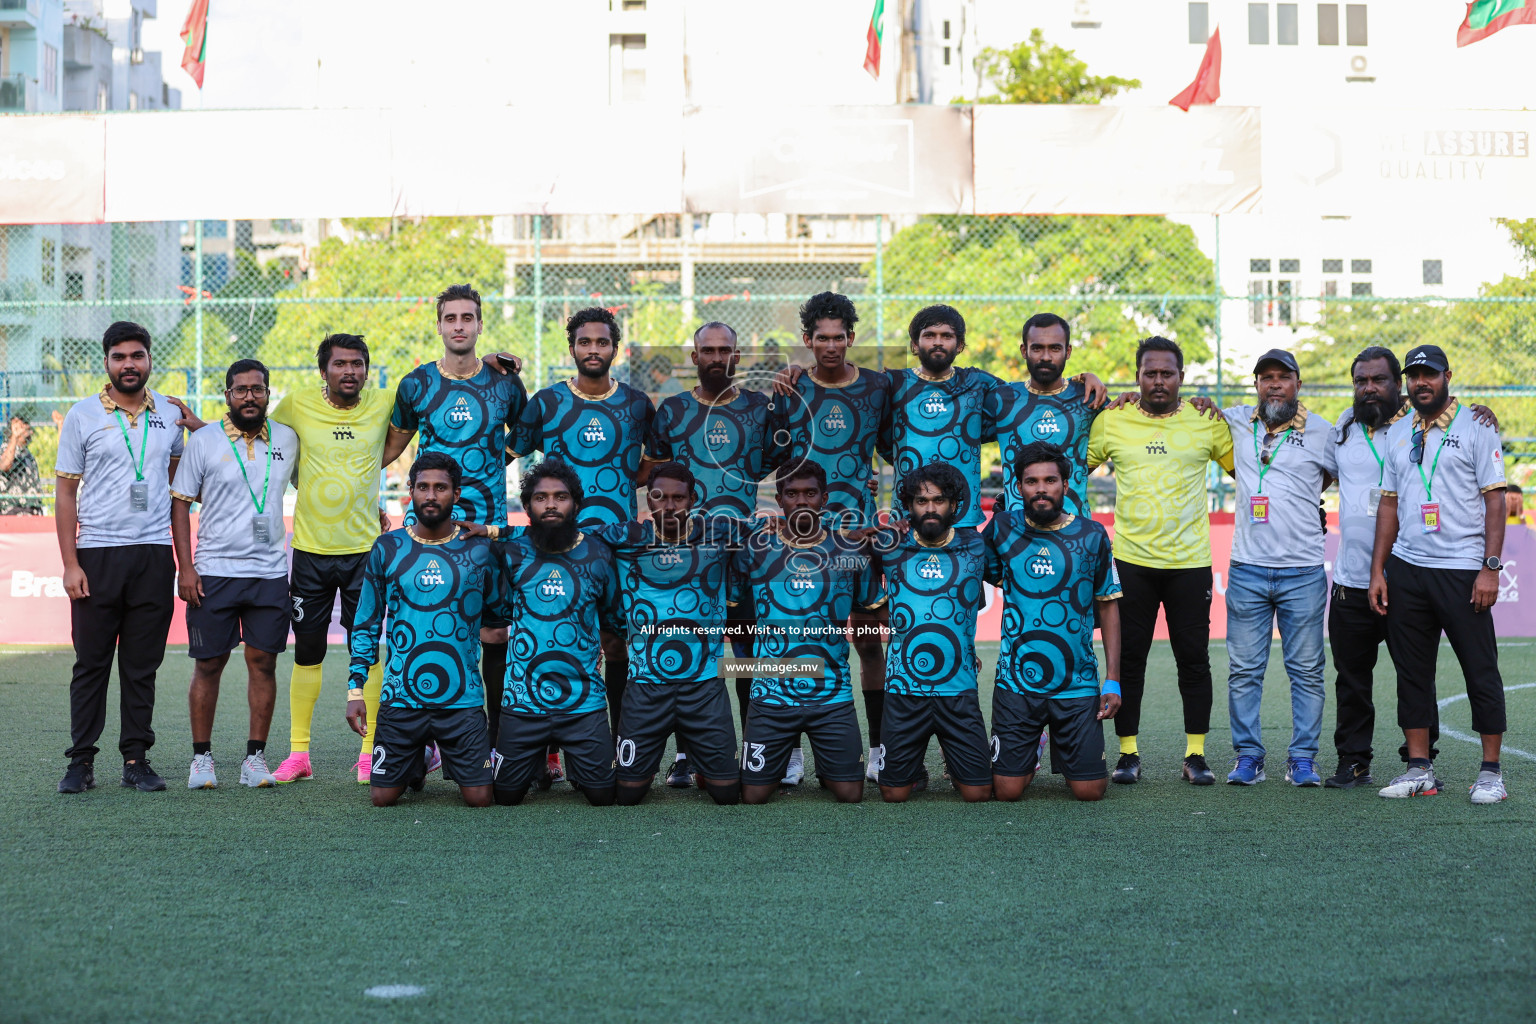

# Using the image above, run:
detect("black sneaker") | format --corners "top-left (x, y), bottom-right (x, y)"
top-left (1111, 752), bottom-right (1141, 784)
top-left (664, 758), bottom-right (693, 788)
top-left (1182, 754), bottom-right (1216, 786)
top-left (120, 759), bottom-right (167, 792)
top-left (1324, 760), bottom-right (1374, 789)
top-left (59, 762), bottom-right (95, 794)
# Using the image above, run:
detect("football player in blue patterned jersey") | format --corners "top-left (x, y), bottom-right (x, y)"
top-left (769, 292), bottom-right (895, 776)
top-left (982, 442), bottom-right (1122, 803)
top-left (595, 462), bottom-right (742, 806)
top-left (379, 283), bottom-right (528, 760)
top-left (509, 306), bottom-right (655, 770)
top-left (983, 312), bottom-right (1106, 519)
top-left (644, 320), bottom-right (783, 782)
top-left (345, 453), bottom-right (496, 808)
top-left (488, 459), bottom-right (620, 807)
top-left (871, 463), bottom-right (998, 803)
top-left (735, 461), bottom-right (882, 804)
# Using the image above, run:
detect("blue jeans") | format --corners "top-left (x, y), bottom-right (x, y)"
top-left (1225, 562), bottom-right (1327, 760)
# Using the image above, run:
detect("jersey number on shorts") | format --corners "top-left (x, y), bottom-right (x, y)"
top-left (372, 745), bottom-right (387, 774)
top-left (616, 737), bottom-right (636, 768)
top-left (741, 742), bottom-right (766, 773)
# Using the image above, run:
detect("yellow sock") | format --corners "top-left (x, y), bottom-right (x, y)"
top-left (1119, 734), bottom-right (1138, 756)
top-left (360, 660), bottom-right (383, 758)
top-left (1186, 733), bottom-right (1207, 757)
top-left (288, 663), bottom-right (324, 752)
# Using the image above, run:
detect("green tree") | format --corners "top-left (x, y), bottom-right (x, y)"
top-left (961, 28), bottom-right (1141, 105)
top-left (873, 215), bottom-right (1215, 382)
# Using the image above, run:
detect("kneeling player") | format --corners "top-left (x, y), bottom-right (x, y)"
top-left (490, 459), bottom-right (619, 807)
top-left (599, 463), bottom-right (741, 806)
top-left (736, 463), bottom-right (880, 804)
top-left (874, 464), bottom-right (995, 803)
top-left (345, 453), bottom-right (495, 807)
top-left (984, 443), bottom-right (1122, 802)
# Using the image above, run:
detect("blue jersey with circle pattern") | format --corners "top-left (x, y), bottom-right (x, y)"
top-left (883, 366), bottom-right (1002, 528)
top-left (872, 526), bottom-right (996, 697)
top-left (645, 388), bottom-right (779, 517)
top-left (768, 366), bottom-right (891, 528)
top-left (509, 380), bottom-right (654, 527)
top-left (391, 361), bottom-right (527, 525)
top-left (731, 526), bottom-right (882, 706)
top-left (593, 517), bottom-right (743, 685)
top-left (983, 378), bottom-right (1098, 519)
top-left (348, 527), bottom-right (496, 709)
top-left (981, 508), bottom-right (1121, 701)
top-left (492, 531), bottom-right (617, 716)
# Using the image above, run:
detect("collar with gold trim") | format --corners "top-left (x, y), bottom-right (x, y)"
top-left (407, 524), bottom-right (462, 546)
top-left (322, 385), bottom-right (364, 411)
top-left (1366, 403), bottom-right (1410, 439)
top-left (98, 384), bottom-right (156, 419)
top-left (1413, 397), bottom-right (1460, 433)
top-left (808, 364), bottom-right (859, 389)
top-left (437, 358), bottom-right (483, 381)
top-left (1027, 512), bottom-right (1076, 533)
top-left (221, 414), bottom-right (270, 455)
top-left (915, 526), bottom-right (956, 549)
top-left (1135, 398), bottom-right (1183, 420)
top-left (776, 522), bottom-right (829, 549)
top-left (915, 366), bottom-right (955, 383)
top-left (566, 377), bottom-right (618, 402)
top-left (691, 385), bottom-right (739, 408)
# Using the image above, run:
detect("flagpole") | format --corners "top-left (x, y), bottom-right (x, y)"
top-left (194, 218), bottom-right (204, 416)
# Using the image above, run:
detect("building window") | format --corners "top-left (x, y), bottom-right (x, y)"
top-left (1249, 3), bottom-right (1269, 44)
top-left (1277, 4), bottom-right (1299, 44)
top-left (1189, 2), bottom-right (1209, 42)
top-left (610, 34), bottom-right (647, 104)
top-left (1322, 257), bottom-right (1343, 273)
top-left (1250, 258), bottom-right (1272, 273)
top-left (1346, 3), bottom-right (1368, 44)
top-left (42, 44), bottom-right (58, 96)
top-left (1248, 259), bottom-right (1296, 326)
top-left (40, 238), bottom-right (55, 287)
top-left (1351, 281), bottom-right (1373, 297)
top-left (621, 0), bottom-right (646, 8)
top-left (1322, 280), bottom-right (1338, 297)
top-left (63, 271), bottom-right (84, 302)
top-left (1279, 258), bottom-right (1300, 273)
top-left (943, 19), bottom-right (951, 39)
top-left (1318, 3), bottom-right (1339, 44)
top-left (1423, 259), bottom-right (1443, 285)
top-left (1351, 258), bottom-right (1372, 273)
top-left (128, 91), bottom-right (139, 110)
top-left (96, 82), bottom-right (108, 110)
top-left (943, 46), bottom-right (951, 65)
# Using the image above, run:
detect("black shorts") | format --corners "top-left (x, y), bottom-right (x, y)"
top-left (990, 686), bottom-right (1107, 782)
top-left (616, 678), bottom-right (739, 782)
top-left (495, 708), bottom-right (615, 792)
top-left (289, 549), bottom-right (368, 635)
top-left (371, 705), bottom-right (493, 788)
top-left (186, 576), bottom-right (290, 659)
top-left (741, 699), bottom-right (864, 785)
top-left (879, 690), bottom-right (991, 788)
top-left (725, 599), bottom-right (755, 658)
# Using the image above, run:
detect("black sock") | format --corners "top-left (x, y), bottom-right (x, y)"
top-left (863, 689), bottom-right (886, 748)
top-left (674, 733), bottom-right (688, 761)
top-left (1481, 760), bottom-right (1501, 774)
top-left (605, 661), bottom-right (627, 738)
top-left (734, 677), bottom-right (751, 731)
top-left (193, 741), bottom-right (211, 756)
top-left (1409, 756), bottom-right (1432, 770)
top-left (481, 641), bottom-right (507, 751)
top-left (246, 740), bottom-right (265, 757)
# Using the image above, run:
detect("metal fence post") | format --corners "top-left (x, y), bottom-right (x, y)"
top-left (874, 214), bottom-right (885, 371)
top-left (533, 214), bottom-right (544, 388)
top-left (1212, 213), bottom-right (1225, 511)
top-left (193, 219), bottom-right (204, 415)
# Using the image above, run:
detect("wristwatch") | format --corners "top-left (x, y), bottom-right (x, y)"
top-left (1483, 555), bottom-right (1504, 572)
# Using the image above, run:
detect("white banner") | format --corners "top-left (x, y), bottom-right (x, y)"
top-left (0, 115), bottom-right (105, 224)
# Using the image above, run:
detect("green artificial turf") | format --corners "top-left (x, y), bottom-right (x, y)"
top-left (1, 641), bottom-right (1532, 1023)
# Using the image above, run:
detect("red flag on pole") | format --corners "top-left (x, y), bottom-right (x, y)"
top-left (180, 0), bottom-right (209, 89)
top-left (863, 0), bottom-right (885, 80)
top-left (1170, 27), bottom-right (1221, 110)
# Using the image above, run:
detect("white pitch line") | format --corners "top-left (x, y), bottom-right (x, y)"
top-left (1435, 682), bottom-right (1536, 762)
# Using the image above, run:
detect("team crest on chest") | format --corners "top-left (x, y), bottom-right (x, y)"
top-left (538, 568), bottom-right (567, 599)
top-left (654, 548), bottom-right (682, 568)
top-left (1027, 546), bottom-right (1056, 578)
top-left (790, 573), bottom-right (817, 593)
top-left (917, 553), bottom-right (945, 581)
top-left (418, 559), bottom-right (446, 588)
top-left (580, 416), bottom-right (608, 445)
top-left (921, 393), bottom-right (948, 418)
top-left (448, 394), bottom-right (473, 425)
top-left (821, 404), bottom-right (848, 432)
top-left (1032, 410), bottom-right (1061, 438)
top-left (706, 418), bottom-right (730, 449)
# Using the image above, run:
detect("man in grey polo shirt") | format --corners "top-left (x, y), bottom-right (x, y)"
top-left (171, 359), bottom-right (299, 790)
top-left (54, 321), bottom-right (197, 795)
top-left (1221, 349), bottom-right (1334, 788)
top-left (1369, 344), bottom-right (1510, 804)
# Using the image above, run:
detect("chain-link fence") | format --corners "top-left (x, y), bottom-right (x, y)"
top-left (3, 213), bottom-right (1535, 514)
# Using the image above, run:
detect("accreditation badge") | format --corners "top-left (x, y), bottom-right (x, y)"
top-left (1366, 488), bottom-right (1381, 517)
top-left (129, 481), bottom-right (149, 512)
top-left (252, 516), bottom-right (274, 545)
top-left (1420, 502), bottom-right (1441, 534)
top-left (1249, 495), bottom-right (1270, 524)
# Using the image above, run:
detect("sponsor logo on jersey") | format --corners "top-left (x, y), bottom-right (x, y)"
top-left (654, 548), bottom-right (682, 568)
top-left (1032, 410), bottom-right (1061, 438)
top-left (789, 574), bottom-right (817, 593)
top-left (821, 405), bottom-right (848, 433)
top-left (418, 558), bottom-right (447, 587)
top-left (333, 427), bottom-right (356, 441)
top-left (1027, 545), bottom-right (1056, 578)
top-left (580, 416), bottom-right (608, 445)
top-left (1145, 435), bottom-right (1168, 455)
top-left (917, 553), bottom-right (945, 580)
top-left (448, 394), bottom-right (474, 426)
top-left (538, 568), bottom-right (567, 599)
top-left (920, 393), bottom-right (948, 418)
top-left (706, 418), bottom-right (730, 449)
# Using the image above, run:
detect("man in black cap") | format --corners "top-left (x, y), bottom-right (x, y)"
top-left (1369, 344), bottom-right (1510, 805)
top-left (1218, 349), bottom-right (1334, 787)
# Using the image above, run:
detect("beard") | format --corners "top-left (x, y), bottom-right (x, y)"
top-left (1028, 360), bottom-right (1063, 388)
top-left (1259, 396), bottom-right (1299, 428)
top-left (1353, 392), bottom-right (1399, 430)
top-left (1409, 381), bottom-right (1448, 413)
top-left (576, 356), bottom-right (614, 380)
top-left (229, 405), bottom-right (265, 433)
top-left (1025, 494), bottom-right (1064, 525)
top-left (413, 502), bottom-right (452, 528)
top-left (111, 370), bottom-right (147, 394)
top-left (527, 513), bottom-right (579, 552)
top-left (918, 347), bottom-right (955, 375)
top-left (915, 512), bottom-right (952, 542)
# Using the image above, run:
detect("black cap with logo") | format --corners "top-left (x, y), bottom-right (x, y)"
top-left (1403, 344), bottom-right (1450, 374)
top-left (1252, 348), bottom-right (1300, 376)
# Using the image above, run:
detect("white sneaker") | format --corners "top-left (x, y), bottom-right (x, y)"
top-left (240, 751), bottom-right (278, 788)
top-left (782, 746), bottom-right (805, 786)
top-left (1378, 765), bottom-right (1439, 799)
top-left (865, 744), bottom-right (885, 782)
top-left (187, 752), bottom-right (217, 789)
top-left (1469, 770), bottom-right (1507, 805)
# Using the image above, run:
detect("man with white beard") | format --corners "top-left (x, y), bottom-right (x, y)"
top-left (1219, 350), bottom-right (1335, 788)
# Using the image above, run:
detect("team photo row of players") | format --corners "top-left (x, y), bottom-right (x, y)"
top-left (53, 284), bottom-right (1512, 807)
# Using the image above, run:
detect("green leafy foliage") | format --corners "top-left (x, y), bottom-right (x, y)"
top-left (962, 28), bottom-right (1141, 105)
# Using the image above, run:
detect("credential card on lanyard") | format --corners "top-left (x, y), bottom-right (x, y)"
top-left (1421, 502), bottom-right (1441, 533)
